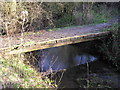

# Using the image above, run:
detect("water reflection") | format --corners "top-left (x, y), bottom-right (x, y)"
top-left (36, 39), bottom-right (120, 88)
top-left (74, 55), bottom-right (97, 65)
top-left (38, 44), bottom-right (98, 72)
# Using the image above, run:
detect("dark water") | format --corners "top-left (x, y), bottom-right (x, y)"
top-left (38, 41), bottom-right (98, 72)
top-left (37, 39), bottom-right (120, 88)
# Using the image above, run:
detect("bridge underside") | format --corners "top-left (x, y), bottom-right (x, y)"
top-left (0, 17), bottom-right (119, 55)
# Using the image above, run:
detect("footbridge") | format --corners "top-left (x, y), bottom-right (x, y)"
top-left (0, 17), bottom-right (119, 55)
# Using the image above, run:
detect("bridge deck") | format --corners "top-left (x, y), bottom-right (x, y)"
top-left (0, 17), bottom-right (119, 55)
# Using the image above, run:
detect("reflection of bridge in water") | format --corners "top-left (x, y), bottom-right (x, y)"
top-left (0, 17), bottom-right (119, 55)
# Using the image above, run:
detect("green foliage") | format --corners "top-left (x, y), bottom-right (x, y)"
top-left (92, 4), bottom-right (119, 24)
top-left (0, 2), bottom-right (119, 34)
top-left (52, 2), bottom-right (119, 28)
top-left (0, 56), bottom-right (56, 88)
top-left (55, 14), bottom-right (75, 28)
top-left (103, 23), bottom-right (120, 32)
top-left (99, 30), bottom-right (120, 70)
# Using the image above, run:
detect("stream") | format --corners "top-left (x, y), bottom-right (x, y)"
top-left (36, 39), bottom-right (120, 88)
top-left (39, 41), bottom-right (98, 72)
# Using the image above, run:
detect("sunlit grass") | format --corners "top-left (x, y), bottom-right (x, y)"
top-left (0, 56), bottom-right (56, 88)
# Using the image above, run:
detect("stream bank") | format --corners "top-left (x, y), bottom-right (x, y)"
top-left (34, 38), bottom-right (120, 88)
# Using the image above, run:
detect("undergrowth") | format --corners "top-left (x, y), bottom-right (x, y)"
top-left (0, 55), bottom-right (56, 88)
top-left (99, 27), bottom-right (120, 71)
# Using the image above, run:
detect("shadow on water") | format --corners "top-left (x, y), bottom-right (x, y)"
top-left (38, 40), bottom-right (100, 72)
top-left (29, 38), bottom-right (120, 88)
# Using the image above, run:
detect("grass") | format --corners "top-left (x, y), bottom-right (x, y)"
top-left (0, 2), bottom-right (119, 89)
top-left (103, 23), bottom-right (120, 32)
top-left (47, 23), bottom-right (98, 32)
top-left (92, 5), bottom-right (119, 24)
top-left (0, 55), bottom-right (56, 88)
